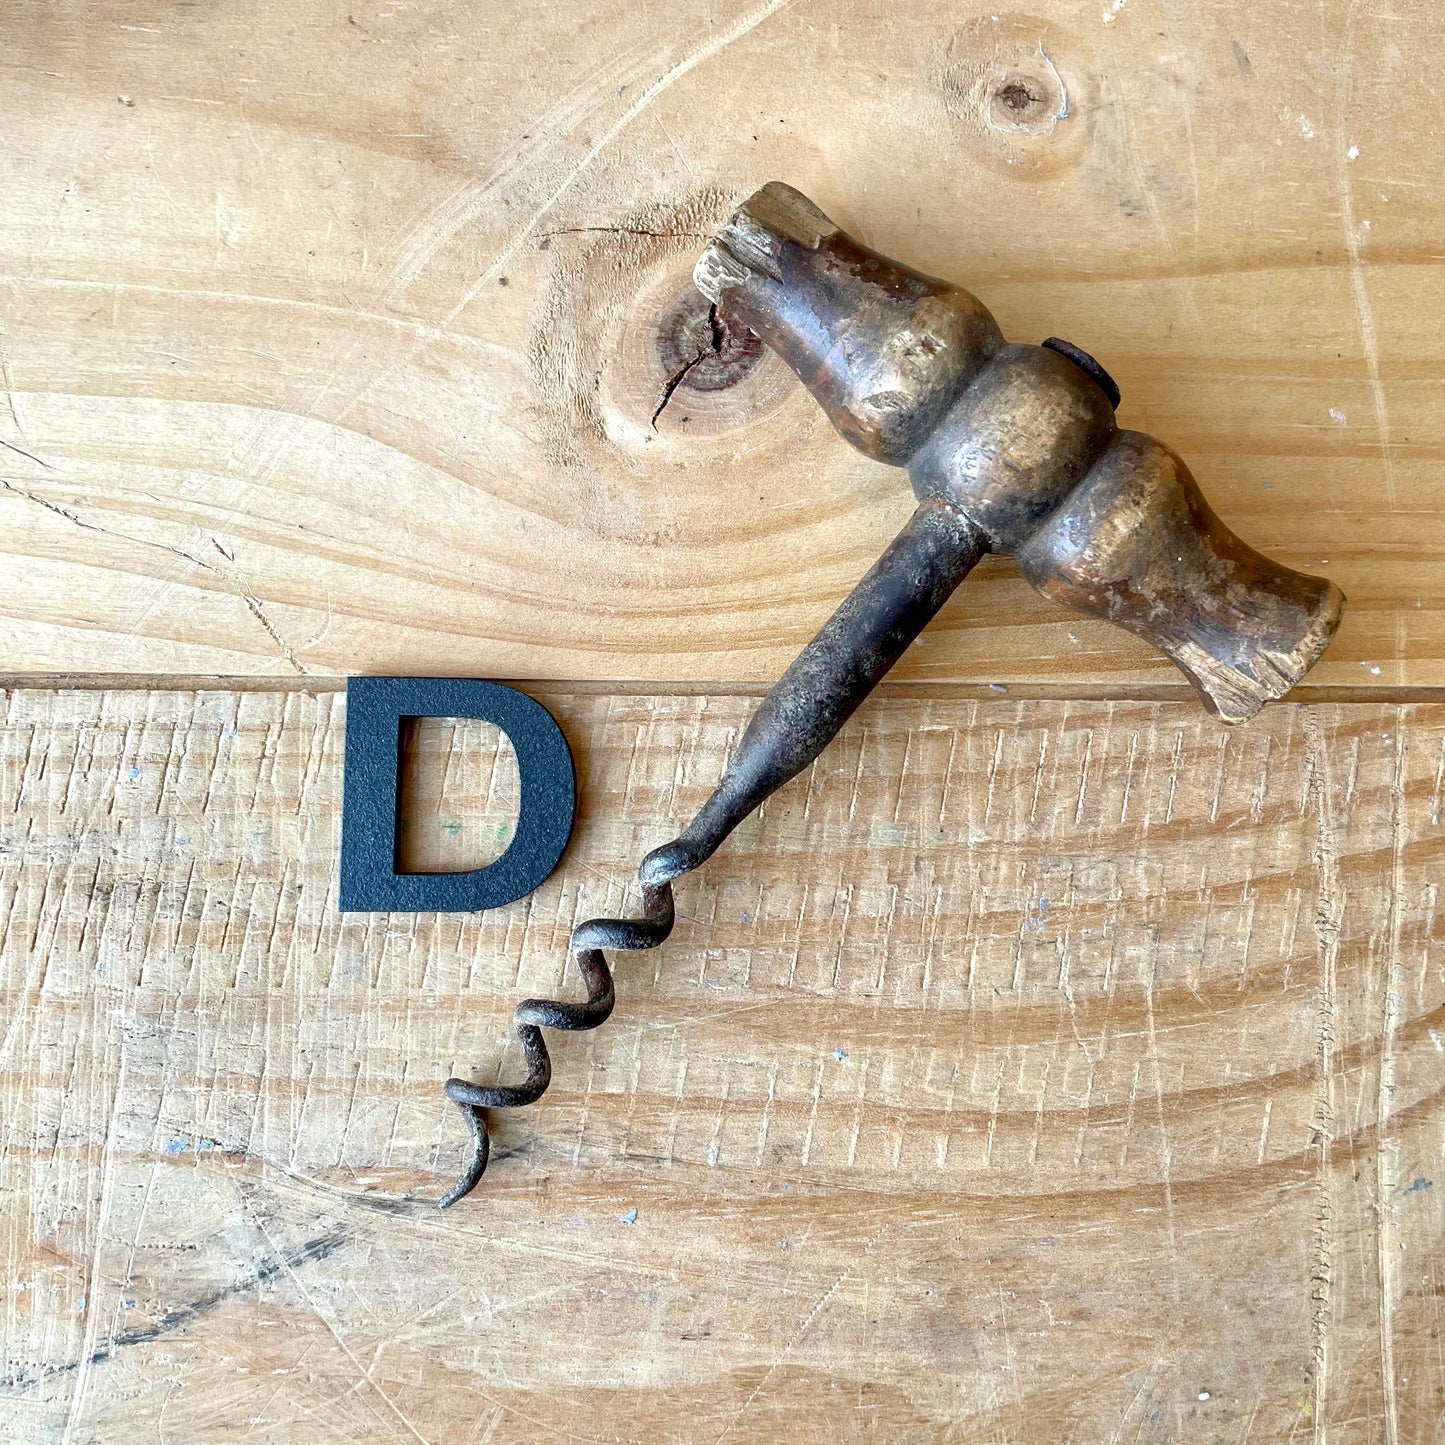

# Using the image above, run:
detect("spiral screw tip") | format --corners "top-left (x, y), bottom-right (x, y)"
top-left (439, 877), bottom-right (677, 1204)
top-left (437, 1101), bottom-right (490, 1208)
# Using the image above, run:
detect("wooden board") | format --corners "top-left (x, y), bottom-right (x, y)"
top-left (2, 0), bottom-right (1444, 687)
top-left (5, 1), bottom-right (1445, 1439)
top-left (2, 688), bottom-right (1442, 1441)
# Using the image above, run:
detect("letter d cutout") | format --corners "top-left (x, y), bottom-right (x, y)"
top-left (339, 677), bottom-right (575, 912)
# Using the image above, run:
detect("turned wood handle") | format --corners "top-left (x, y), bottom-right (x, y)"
top-left (695, 181), bottom-right (1344, 723)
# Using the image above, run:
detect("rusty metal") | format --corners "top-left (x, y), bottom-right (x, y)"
top-left (437, 181), bottom-right (1346, 1205)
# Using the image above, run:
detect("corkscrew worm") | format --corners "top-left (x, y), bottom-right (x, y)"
top-left (439, 880), bottom-right (675, 1207)
top-left (436, 181), bottom-right (1342, 1204)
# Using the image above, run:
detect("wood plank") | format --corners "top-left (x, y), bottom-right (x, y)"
top-left (2, 689), bottom-right (1441, 1440)
top-left (2, 1), bottom-right (1442, 685)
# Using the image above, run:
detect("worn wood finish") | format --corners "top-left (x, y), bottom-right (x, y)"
top-left (2, 689), bottom-right (1442, 1441)
top-left (691, 179), bottom-right (1345, 726)
top-left (2, 0), bottom-right (1443, 685)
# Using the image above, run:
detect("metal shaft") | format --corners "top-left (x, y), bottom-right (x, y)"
top-left (641, 496), bottom-right (986, 886)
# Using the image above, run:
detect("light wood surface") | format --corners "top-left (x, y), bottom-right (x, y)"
top-left (2, 688), bottom-right (1442, 1441)
top-left (5, 2), bottom-right (1444, 1440)
top-left (2, 0), bottom-right (1443, 687)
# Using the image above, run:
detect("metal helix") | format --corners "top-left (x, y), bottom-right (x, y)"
top-left (437, 873), bottom-right (678, 1207)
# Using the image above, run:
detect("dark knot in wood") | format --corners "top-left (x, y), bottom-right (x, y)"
top-left (652, 289), bottom-right (764, 427)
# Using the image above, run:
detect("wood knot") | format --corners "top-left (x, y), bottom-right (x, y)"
top-left (530, 203), bottom-right (792, 459)
top-left (938, 15), bottom-right (1092, 179)
top-left (986, 71), bottom-right (1064, 134)
top-left (652, 291), bottom-right (763, 427)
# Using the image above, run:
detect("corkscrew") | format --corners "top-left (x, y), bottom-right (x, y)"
top-left (437, 182), bottom-right (1345, 1205)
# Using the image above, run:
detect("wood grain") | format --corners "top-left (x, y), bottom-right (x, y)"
top-left (2, 0), bottom-right (1442, 686)
top-left (2, 688), bottom-right (1441, 1441)
top-left (4, 2), bottom-right (1444, 1439)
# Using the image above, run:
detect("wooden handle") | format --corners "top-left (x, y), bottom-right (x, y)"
top-left (695, 183), bottom-right (1345, 721)
top-left (694, 181), bottom-right (1003, 466)
top-left (1017, 432), bottom-right (1346, 723)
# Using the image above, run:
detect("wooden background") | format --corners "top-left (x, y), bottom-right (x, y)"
top-left (2, 0), bottom-right (1443, 1441)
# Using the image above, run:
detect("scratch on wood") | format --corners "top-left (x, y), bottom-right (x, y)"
top-left (248, 1211), bottom-right (431, 1445)
top-left (1302, 707), bottom-right (1340, 1441)
top-left (242, 593), bottom-right (309, 676)
top-left (0, 436), bottom-right (55, 470)
top-left (1334, 1), bottom-right (1397, 513)
top-left (434, 0), bottom-right (802, 327)
top-left (1374, 710), bottom-right (1407, 1445)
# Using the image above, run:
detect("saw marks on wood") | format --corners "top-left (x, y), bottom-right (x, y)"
top-left (1, 690), bottom-right (1441, 1441)
top-left (1, 0), bottom-right (1442, 683)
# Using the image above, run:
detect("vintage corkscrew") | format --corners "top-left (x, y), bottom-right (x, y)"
top-left (438, 182), bottom-right (1345, 1206)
